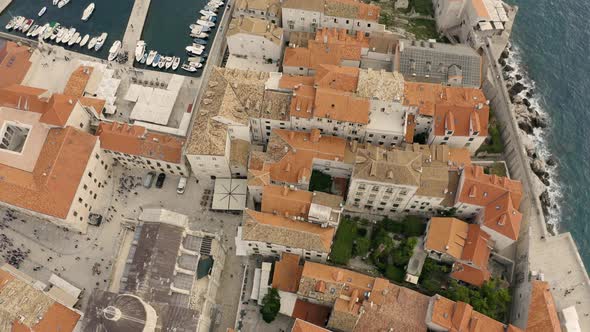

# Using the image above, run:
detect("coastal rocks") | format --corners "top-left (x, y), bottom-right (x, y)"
top-left (515, 74), bottom-right (523, 81)
top-left (546, 156), bottom-right (557, 166)
top-left (509, 82), bottom-right (526, 97)
top-left (503, 64), bottom-right (515, 73)
top-left (531, 158), bottom-right (550, 186)
top-left (539, 190), bottom-right (557, 217)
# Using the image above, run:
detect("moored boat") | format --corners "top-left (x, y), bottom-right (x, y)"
top-left (55, 27), bottom-right (66, 43)
top-left (146, 50), bottom-right (157, 66)
top-left (82, 3), bottom-right (95, 21)
top-left (188, 56), bottom-right (205, 63)
top-left (197, 20), bottom-right (215, 28)
top-left (158, 57), bottom-right (166, 69)
top-left (38, 7), bottom-right (47, 17)
top-left (94, 32), bottom-right (108, 51)
top-left (200, 9), bottom-right (217, 16)
top-left (172, 57), bottom-right (180, 70)
top-left (26, 24), bottom-right (39, 37)
top-left (152, 54), bottom-right (161, 67)
top-left (62, 27), bottom-right (76, 44)
top-left (58, 0), bottom-right (70, 9)
top-left (164, 56), bottom-right (173, 69)
top-left (140, 53), bottom-right (148, 64)
top-left (80, 34), bottom-right (90, 47)
top-left (108, 40), bottom-right (121, 61)
top-left (135, 40), bottom-right (146, 62)
top-left (68, 32), bottom-right (80, 46)
top-left (21, 18), bottom-right (34, 32)
top-left (190, 32), bottom-right (209, 39)
top-left (88, 36), bottom-right (98, 49)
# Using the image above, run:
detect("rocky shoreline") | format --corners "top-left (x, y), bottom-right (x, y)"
top-left (499, 46), bottom-right (558, 233)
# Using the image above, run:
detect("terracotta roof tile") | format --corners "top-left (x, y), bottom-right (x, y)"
top-left (429, 296), bottom-right (509, 332)
top-left (424, 217), bottom-right (469, 259)
top-left (324, 0), bottom-right (380, 21)
top-left (262, 185), bottom-right (314, 218)
top-left (314, 64), bottom-right (359, 92)
top-left (97, 122), bottom-right (184, 163)
top-left (272, 253), bottom-right (304, 293)
top-left (0, 41), bottom-right (32, 89)
top-left (450, 262), bottom-right (491, 287)
top-left (63, 66), bottom-right (94, 98)
top-left (314, 87), bottom-right (370, 124)
top-left (292, 317), bottom-right (330, 332)
top-left (526, 280), bottom-right (562, 332)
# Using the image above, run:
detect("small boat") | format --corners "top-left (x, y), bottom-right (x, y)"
top-left (146, 50), bottom-right (157, 66)
top-left (62, 27), bottom-right (76, 44)
top-left (188, 56), bottom-right (204, 63)
top-left (190, 32), bottom-right (209, 39)
top-left (11, 17), bottom-right (25, 30)
top-left (5, 17), bottom-right (16, 30)
top-left (88, 36), bottom-right (98, 49)
top-left (186, 45), bottom-right (205, 56)
top-left (197, 20), bottom-right (215, 28)
top-left (207, 1), bottom-right (223, 8)
top-left (200, 15), bottom-right (217, 22)
top-left (21, 19), bottom-right (34, 32)
top-left (158, 57), bottom-right (166, 69)
top-left (203, 5), bottom-right (218, 12)
top-left (26, 24), bottom-right (38, 37)
top-left (50, 26), bottom-right (61, 40)
top-left (164, 56), bottom-right (173, 69)
top-left (209, 0), bottom-right (224, 5)
top-left (193, 38), bottom-right (207, 45)
top-left (80, 34), bottom-right (90, 47)
top-left (135, 40), bottom-right (146, 62)
top-left (58, 0), bottom-right (70, 9)
top-left (152, 54), bottom-right (161, 67)
top-left (38, 7), bottom-right (47, 17)
top-left (55, 27), bottom-right (66, 43)
top-left (94, 32), bottom-right (108, 51)
top-left (181, 63), bottom-right (197, 72)
top-left (108, 40), bottom-right (121, 61)
top-left (190, 24), bottom-right (210, 32)
top-left (200, 9), bottom-right (217, 16)
top-left (82, 3), bottom-right (95, 21)
top-left (76, 35), bottom-right (82, 44)
top-left (172, 57), bottom-right (180, 70)
top-left (140, 53), bottom-right (148, 64)
top-left (44, 22), bottom-right (58, 39)
top-left (68, 32), bottom-right (80, 46)
top-left (37, 25), bottom-right (49, 38)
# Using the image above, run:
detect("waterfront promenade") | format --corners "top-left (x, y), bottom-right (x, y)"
top-left (122, 0), bottom-right (151, 66)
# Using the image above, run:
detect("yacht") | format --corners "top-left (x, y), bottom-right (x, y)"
top-left (152, 54), bottom-right (161, 67)
top-left (190, 24), bottom-right (210, 32)
top-left (82, 3), bottom-right (95, 21)
top-left (164, 56), bottom-right (173, 69)
top-left (197, 20), bottom-right (215, 28)
top-left (135, 40), bottom-right (146, 62)
top-left (80, 34), bottom-right (90, 47)
top-left (200, 9), bottom-right (216, 16)
top-left (26, 24), bottom-right (38, 37)
top-left (38, 7), bottom-right (47, 17)
top-left (182, 62), bottom-right (202, 72)
top-left (172, 57), bottom-right (180, 70)
top-left (146, 50), bottom-right (157, 66)
top-left (94, 32), bottom-right (108, 51)
top-left (108, 40), bottom-right (121, 61)
top-left (68, 32), bottom-right (80, 46)
top-left (88, 36), bottom-right (98, 49)
top-left (37, 25), bottom-right (49, 38)
top-left (58, 0), bottom-right (71, 9)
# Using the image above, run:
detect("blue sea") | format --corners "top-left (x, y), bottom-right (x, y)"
top-left (0, 0), bottom-right (223, 76)
top-left (509, 0), bottom-right (590, 269)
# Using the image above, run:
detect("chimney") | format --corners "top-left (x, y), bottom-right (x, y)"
top-left (310, 129), bottom-right (321, 143)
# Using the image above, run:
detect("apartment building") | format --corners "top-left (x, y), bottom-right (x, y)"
top-left (424, 217), bottom-right (493, 287)
top-left (0, 84), bottom-right (112, 232)
top-left (237, 209), bottom-right (335, 262)
top-left (247, 128), bottom-right (353, 196)
top-left (226, 16), bottom-right (284, 71)
top-left (282, 0), bottom-right (384, 40)
top-left (455, 165), bottom-right (523, 250)
top-left (96, 121), bottom-right (188, 176)
top-left (394, 40), bottom-right (483, 88)
top-left (233, 0), bottom-right (282, 24)
top-left (345, 144), bottom-right (470, 217)
top-left (404, 81), bottom-right (490, 154)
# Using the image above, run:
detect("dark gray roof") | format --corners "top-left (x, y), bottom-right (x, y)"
top-left (396, 40), bottom-right (482, 88)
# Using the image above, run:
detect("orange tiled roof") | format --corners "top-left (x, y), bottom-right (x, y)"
top-left (314, 64), bottom-right (359, 92)
top-left (288, 84), bottom-right (317, 119)
top-left (97, 122), bottom-right (184, 163)
top-left (433, 103), bottom-right (489, 137)
top-left (0, 41), bottom-right (32, 89)
top-left (429, 295), bottom-right (511, 332)
top-left (272, 253), bottom-right (304, 293)
top-left (292, 318), bottom-right (331, 332)
top-left (0, 127), bottom-right (97, 219)
top-left (279, 74), bottom-right (316, 89)
top-left (292, 300), bottom-right (332, 327)
top-left (301, 261), bottom-right (375, 297)
top-left (450, 261), bottom-right (491, 287)
top-left (424, 217), bottom-right (469, 259)
top-left (79, 97), bottom-right (106, 115)
top-left (262, 185), bottom-right (313, 218)
top-left (324, 0), bottom-right (380, 21)
top-left (250, 129), bottom-right (348, 185)
top-left (63, 66), bottom-right (94, 98)
top-left (313, 87), bottom-right (369, 124)
top-left (458, 166), bottom-right (523, 240)
top-left (39, 94), bottom-right (77, 127)
top-left (526, 280), bottom-right (562, 332)
top-left (461, 224), bottom-right (492, 268)
top-left (405, 113), bottom-right (416, 143)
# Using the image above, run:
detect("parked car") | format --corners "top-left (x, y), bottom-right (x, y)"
top-left (155, 173), bottom-right (166, 188)
top-left (143, 171), bottom-right (156, 188)
top-left (177, 177), bottom-right (188, 194)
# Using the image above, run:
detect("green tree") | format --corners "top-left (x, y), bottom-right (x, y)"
top-left (354, 237), bottom-right (371, 257)
top-left (260, 288), bottom-right (281, 323)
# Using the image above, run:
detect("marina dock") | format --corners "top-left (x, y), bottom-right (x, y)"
top-left (0, 0), bottom-right (12, 15)
top-left (122, 0), bottom-right (151, 66)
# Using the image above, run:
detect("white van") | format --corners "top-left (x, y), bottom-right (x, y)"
top-left (177, 177), bottom-right (188, 194)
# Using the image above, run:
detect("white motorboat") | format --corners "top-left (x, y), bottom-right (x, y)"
top-left (135, 40), bottom-right (146, 62)
top-left (21, 19), bottom-right (34, 33)
top-left (203, 5), bottom-right (219, 12)
top-left (190, 24), bottom-right (210, 32)
top-left (58, 0), bottom-right (70, 9)
top-left (197, 20), bottom-right (215, 28)
top-left (146, 50), bottom-right (157, 66)
top-left (37, 25), bottom-right (49, 38)
top-left (80, 34), bottom-right (90, 47)
top-left (94, 32), bottom-right (108, 51)
top-left (164, 56), bottom-right (173, 69)
top-left (5, 17), bottom-right (16, 30)
top-left (186, 45), bottom-right (205, 56)
top-left (82, 3), bottom-right (95, 21)
top-left (11, 17), bottom-right (25, 30)
top-left (190, 32), bottom-right (209, 39)
top-left (76, 35), bottom-right (82, 44)
top-left (38, 7), bottom-right (47, 17)
top-left (188, 56), bottom-right (204, 63)
top-left (68, 32), bottom-right (80, 46)
top-left (55, 27), bottom-right (66, 43)
top-left (26, 24), bottom-right (38, 37)
top-left (62, 27), bottom-right (76, 44)
top-left (158, 57), bottom-right (166, 69)
top-left (152, 54), bottom-right (161, 67)
top-left (108, 40), bottom-right (121, 61)
top-left (172, 57), bottom-right (180, 70)
top-left (181, 63), bottom-right (197, 72)
top-left (200, 9), bottom-right (216, 16)
top-left (50, 26), bottom-right (61, 40)
top-left (88, 36), bottom-right (98, 49)
top-left (44, 23), bottom-right (58, 39)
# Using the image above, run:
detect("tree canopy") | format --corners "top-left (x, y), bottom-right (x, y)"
top-left (260, 288), bottom-right (281, 323)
